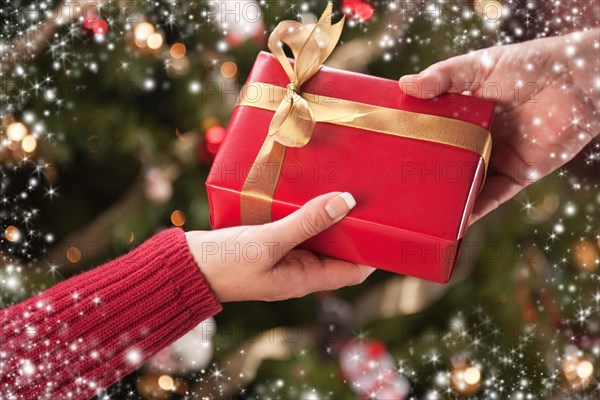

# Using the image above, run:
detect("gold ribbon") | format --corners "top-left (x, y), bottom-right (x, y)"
top-left (265, 2), bottom-right (344, 147)
top-left (238, 3), bottom-right (491, 225)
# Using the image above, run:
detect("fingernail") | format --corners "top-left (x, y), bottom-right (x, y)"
top-left (325, 192), bottom-right (356, 220)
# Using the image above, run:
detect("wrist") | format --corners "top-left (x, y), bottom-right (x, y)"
top-left (184, 231), bottom-right (229, 303)
top-left (185, 230), bottom-right (205, 273)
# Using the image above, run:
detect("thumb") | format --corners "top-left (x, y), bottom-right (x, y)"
top-left (398, 51), bottom-right (485, 99)
top-left (259, 192), bottom-right (356, 261)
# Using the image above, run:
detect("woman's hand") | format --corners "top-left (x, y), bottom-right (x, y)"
top-left (185, 192), bottom-right (374, 302)
top-left (399, 29), bottom-right (599, 222)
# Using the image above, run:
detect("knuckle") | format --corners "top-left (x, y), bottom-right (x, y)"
top-left (435, 60), bottom-right (455, 78)
top-left (300, 211), bottom-right (327, 237)
top-left (435, 62), bottom-right (449, 74)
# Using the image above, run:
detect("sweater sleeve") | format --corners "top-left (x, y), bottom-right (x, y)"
top-left (0, 228), bottom-right (222, 400)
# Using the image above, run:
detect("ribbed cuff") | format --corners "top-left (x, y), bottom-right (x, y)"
top-left (168, 228), bottom-right (223, 322)
top-left (2, 228), bottom-right (222, 400)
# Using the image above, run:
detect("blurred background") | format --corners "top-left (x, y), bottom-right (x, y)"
top-left (1, 0), bottom-right (599, 399)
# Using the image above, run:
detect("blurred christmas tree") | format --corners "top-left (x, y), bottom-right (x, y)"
top-left (1, 1), bottom-right (599, 399)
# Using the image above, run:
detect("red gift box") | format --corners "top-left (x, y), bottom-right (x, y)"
top-left (206, 50), bottom-right (494, 283)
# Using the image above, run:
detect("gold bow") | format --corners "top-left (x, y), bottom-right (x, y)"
top-left (237, 3), bottom-right (492, 225)
top-left (266, 2), bottom-right (344, 148)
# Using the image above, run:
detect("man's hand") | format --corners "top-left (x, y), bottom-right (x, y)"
top-left (185, 192), bottom-right (374, 302)
top-left (399, 29), bottom-right (599, 222)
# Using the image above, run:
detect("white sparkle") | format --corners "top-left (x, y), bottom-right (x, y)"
top-left (126, 349), bottom-right (142, 364)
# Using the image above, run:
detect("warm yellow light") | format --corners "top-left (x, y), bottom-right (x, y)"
top-left (157, 375), bottom-right (174, 391)
top-left (147, 32), bottom-right (164, 50)
top-left (7, 122), bottom-right (28, 141)
top-left (562, 356), bottom-right (578, 379)
top-left (475, 0), bottom-right (504, 22)
top-left (170, 43), bottom-right (186, 59)
top-left (66, 246), bottom-right (82, 263)
top-left (451, 362), bottom-right (482, 395)
top-left (573, 240), bottom-right (599, 272)
top-left (170, 210), bottom-right (186, 226)
top-left (134, 22), bottom-right (155, 42)
top-left (5, 226), bottom-right (21, 242)
top-left (220, 61), bottom-right (238, 78)
top-left (576, 360), bottom-right (594, 380)
top-left (464, 366), bottom-right (481, 385)
top-left (167, 57), bottom-right (190, 77)
top-left (21, 135), bottom-right (37, 153)
top-left (202, 117), bottom-right (219, 131)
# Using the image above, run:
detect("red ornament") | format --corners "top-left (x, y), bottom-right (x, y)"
top-left (206, 125), bottom-right (226, 155)
top-left (198, 125), bottom-right (226, 163)
top-left (226, 34), bottom-right (245, 49)
top-left (354, 2), bottom-right (374, 22)
top-left (81, 10), bottom-right (108, 38)
top-left (92, 19), bottom-right (109, 36)
top-left (82, 7), bottom-right (98, 31)
top-left (339, 339), bottom-right (409, 400)
top-left (342, 0), bottom-right (361, 17)
top-left (82, 17), bottom-right (95, 31)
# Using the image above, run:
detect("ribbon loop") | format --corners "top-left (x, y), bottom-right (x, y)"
top-left (266, 2), bottom-right (344, 147)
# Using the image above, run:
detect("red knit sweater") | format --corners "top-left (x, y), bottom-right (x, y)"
top-left (0, 228), bottom-right (222, 399)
